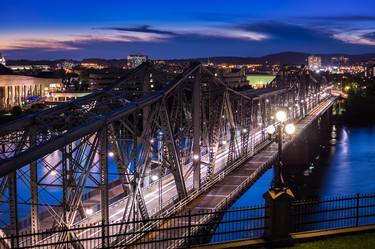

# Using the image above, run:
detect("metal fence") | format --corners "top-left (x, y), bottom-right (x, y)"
top-left (292, 193), bottom-right (375, 232)
top-left (0, 205), bottom-right (267, 249)
top-left (1, 193), bottom-right (375, 248)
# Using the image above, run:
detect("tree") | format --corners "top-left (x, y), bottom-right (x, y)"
top-left (10, 106), bottom-right (22, 116)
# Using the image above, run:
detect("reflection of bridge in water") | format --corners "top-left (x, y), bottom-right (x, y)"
top-left (0, 62), bottom-right (336, 248)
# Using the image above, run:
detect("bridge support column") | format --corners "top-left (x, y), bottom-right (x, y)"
top-left (99, 128), bottom-right (109, 248)
top-left (193, 68), bottom-right (201, 190)
top-left (263, 188), bottom-right (294, 247)
top-left (8, 172), bottom-right (19, 248)
top-left (30, 130), bottom-right (39, 243)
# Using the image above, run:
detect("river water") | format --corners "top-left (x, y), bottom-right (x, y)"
top-left (230, 125), bottom-right (375, 208)
top-left (210, 125), bottom-right (375, 243)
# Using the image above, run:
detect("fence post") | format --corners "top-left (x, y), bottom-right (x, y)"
top-left (102, 219), bottom-right (109, 248)
top-left (188, 210), bottom-right (192, 246)
top-left (263, 188), bottom-right (294, 247)
top-left (355, 193), bottom-right (360, 227)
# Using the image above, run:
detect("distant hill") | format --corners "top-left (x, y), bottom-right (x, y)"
top-left (170, 52), bottom-right (375, 65)
top-left (6, 52), bottom-right (375, 66)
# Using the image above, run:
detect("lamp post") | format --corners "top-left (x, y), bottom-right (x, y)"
top-left (266, 110), bottom-right (296, 190)
top-left (263, 110), bottom-right (296, 246)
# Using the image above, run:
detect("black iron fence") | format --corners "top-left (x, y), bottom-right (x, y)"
top-left (1, 193), bottom-right (375, 248)
top-left (292, 193), bottom-right (375, 232)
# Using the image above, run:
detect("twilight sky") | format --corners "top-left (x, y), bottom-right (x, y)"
top-left (1, 0), bottom-right (375, 59)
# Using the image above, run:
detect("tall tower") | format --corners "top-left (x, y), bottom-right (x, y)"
top-left (0, 53), bottom-right (6, 66)
top-left (308, 55), bottom-right (321, 70)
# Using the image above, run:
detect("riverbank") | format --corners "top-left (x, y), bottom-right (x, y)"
top-left (286, 231), bottom-right (375, 249)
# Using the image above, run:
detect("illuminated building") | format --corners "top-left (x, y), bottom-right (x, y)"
top-left (366, 66), bottom-right (375, 77)
top-left (308, 55), bottom-right (321, 70)
top-left (246, 74), bottom-right (276, 89)
top-left (80, 63), bottom-right (105, 69)
top-left (9, 65), bottom-right (51, 71)
top-left (221, 68), bottom-right (248, 88)
top-left (0, 53), bottom-right (6, 66)
top-left (0, 75), bottom-right (62, 109)
top-left (127, 54), bottom-right (149, 68)
top-left (331, 56), bottom-right (349, 66)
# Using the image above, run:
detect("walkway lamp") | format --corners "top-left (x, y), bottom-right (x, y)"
top-left (266, 111), bottom-right (295, 190)
top-left (151, 174), bottom-right (159, 181)
top-left (264, 110), bottom-right (295, 246)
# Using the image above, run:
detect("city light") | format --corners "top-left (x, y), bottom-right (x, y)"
top-left (151, 175), bottom-right (159, 181)
top-left (150, 138), bottom-right (155, 144)
top-left (242, 128), bottom-right (248, 133)
top-left (85, 208), bottom-right (94, 215)
top-left (108, 151), bottom-right (114, 157)
top-left (193, 154), bottom-right (200, 161)
top-left (50, 170), bottom-right (57, 176)
top-left (276, 110), bottom-right (287, 123)
top-left (266, 125), bottom-right (276, 135)
top-left (222, 140), bottom-right (227, 145)
top-left (285, 123), bottom-right (296, 135)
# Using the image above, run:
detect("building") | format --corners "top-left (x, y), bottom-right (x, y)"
top-left (56, 60), bottom-right (77, 70)
top-left (366, 65), bottom-right (375, 77)
top-left (331, 56), bottom-right (349, 66)
top-left (0, 75), bottom-right (62, 109)
top-left (127, 54), bottom-right (149, 68)
top-left (80, 63), bottom-right (105, 69)
top-left (308, 55), bottom-right (322, 70)
top-left (246, 74), bottom-right (276, 89)
top-left (9, 64), bottom-right (51, 71)
top-left (221, 68), bottom-right (248, 89)
top-left (0, 53), bottom-right (6, 66)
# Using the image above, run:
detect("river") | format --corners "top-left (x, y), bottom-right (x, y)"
top-left (230, 125), bottom-right (375, 208)
top-left (210, 125), bottom-right (375, 243)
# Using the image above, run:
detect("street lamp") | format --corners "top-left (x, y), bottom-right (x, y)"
top-left (266, 110), bottom-right (296, 190)
top-left (151, 174), bottom-right (159, 181)
top-left (263, 110), bottom-right (296, 244)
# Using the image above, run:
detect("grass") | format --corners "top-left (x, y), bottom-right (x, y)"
top-left (285, 232), bottom-right (375, 249)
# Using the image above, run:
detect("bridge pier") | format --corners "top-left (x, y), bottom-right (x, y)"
top-left (282, 108), bottom-right (333, 188)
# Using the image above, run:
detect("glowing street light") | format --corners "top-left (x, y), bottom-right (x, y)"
top-left (108, 151), bottom-right (114, 157)
top-left (266, 125), bottom-right (276, 135)
top-left (85, 208), bottom-right (94, 215)
top-left (151, 175), bottom-right (159, 181)
top-left (149, 138), bottom-right (155, 144)
top-left (193, 154), bottom-right (200, 161)
top-left (276, 110), bottom-right (287, 123)
top-left (285, 123), bottom-right (296, 135)
top-left (221, 140), bottom-right (227, 145)
top-left (242, 128), bottom-right (248, 133)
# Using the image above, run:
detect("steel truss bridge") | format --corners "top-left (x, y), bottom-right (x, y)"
top-left (0, 62), bottom-right (334, 248)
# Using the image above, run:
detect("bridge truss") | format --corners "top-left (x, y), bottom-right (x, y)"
top-left (0, 62), bottom-right (331, 248)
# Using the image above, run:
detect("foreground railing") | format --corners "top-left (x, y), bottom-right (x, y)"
top-left (2, 193), bottom-right (375, 248)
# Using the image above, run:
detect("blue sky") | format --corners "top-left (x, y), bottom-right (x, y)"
top-left (1, 0), bottom-right (375, 59)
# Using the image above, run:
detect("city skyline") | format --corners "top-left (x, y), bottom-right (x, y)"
top-left (2, 0), bottom-right (375, 59)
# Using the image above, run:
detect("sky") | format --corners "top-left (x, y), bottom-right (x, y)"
top-left (1, 0), bottom-right (375, 59)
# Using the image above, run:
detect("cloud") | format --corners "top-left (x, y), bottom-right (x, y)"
top-left (304, 15), bottom-right (375, 21)
top-left (0, 39), bottom-right (79, 51)
top-left (0, 30), bottom-right (170, 51)
top-left (333, 30), bottom-right (375, 46)
top-left (238, 21), bottom-right (331, 41)
top-left (101, 25), bottom-right (177, 35)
